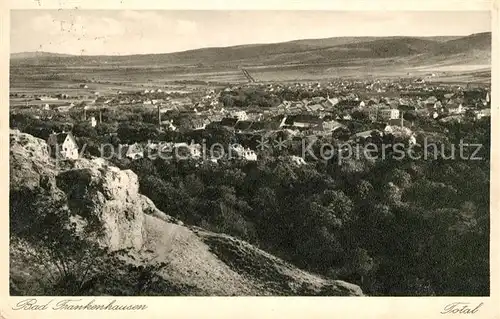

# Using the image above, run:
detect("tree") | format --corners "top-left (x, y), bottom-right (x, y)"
top-left (95, 122), bottom-right (117, 136)
top-left (130, 158), bottom-right (157, 177)
top-left (117, 122), bottom-right (159, 143)
top-left (345, 248), bottom-right (375, 286)
top-left (402, 179), bottom-right (458, 209)
top-left (332, 127), bottom-right (351, 141)
top-left (351, 110), bottom-right (369, 122)
top-left (403, 111), bottom-right (418, 122)
top-left (73, 122), bottom-right (97, 138)
top-left (220, 94), bottom-right (235, 107)
top-left (321, 189), bottom-right (355, 227)
top-left (356, 180), bottom-right (374, 200)
top-left (10, 188), bottom-right (172, 295)
top-left (203, 125), bottom-right (236, 149)
top-left (464, 109), bottom-right (476, 120)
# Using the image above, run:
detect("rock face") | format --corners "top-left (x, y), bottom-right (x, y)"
top-left (9, 129), bottom-right (55, 192)
top-left (56, 165), bottom-right (146, 251)
top-left (9, 130), bottom-right (363, 296)
top-left (55, 157), bottom-right (176, 251)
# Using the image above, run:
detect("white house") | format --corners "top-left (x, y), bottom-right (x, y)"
top-left (434, 101), bottom-right (443, 109)
top-left (57, 104), bottom-right (74, 113)
top-left (475, 109), bottom-right (491, 120)
top-left (279, 116), bottom-right (288, 128)
top-left (409, 134), bottom-right (417, 146)
top-left (47, 132), bottom-right (79, 160)
top-left (321, 120), bottom-right (344, 132)
top-left (231, 110), bottom-right (249, 121)
top-left (384, 124), bottom-right (393, 134)
top-left (448, 104), bottom-right (464, 114)
top-left (38, 96), bottom-right (59, 101)
top-left (90, 116), bottom-right (97, 128)
top-left (324, 97), bottom-right (340, 108)
top-left (189, 143), bottom-right (202, 158)
top-left (242, 149), bottom-right (257, 161)
top-left (230, 144), bottom-right (257, 161)
top-left (289, 155), bottom-right (307, 166)
top-left (230, 144), bottom-right (245, 158)
top-left (189, 119), bottom-right (206, 131)
top-left (378, 108), bottom-right (400, 121)
top-left (161, 120), bottom-right (177, 131)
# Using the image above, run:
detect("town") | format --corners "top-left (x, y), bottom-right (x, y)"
top-left (9, 77), bottom-right (491, 164)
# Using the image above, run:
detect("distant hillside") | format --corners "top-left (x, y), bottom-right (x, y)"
top-left (341, 37), bottom-right (443, 57)
top-left (10, 32), bottom-right (491, 68)
top-left (432, 32), bottom-right (491, 54)
top-left (10, 51), bottom-right (74, 59)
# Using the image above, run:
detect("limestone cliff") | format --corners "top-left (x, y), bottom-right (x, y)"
top-left (9, 130), bottom-right (363, 296)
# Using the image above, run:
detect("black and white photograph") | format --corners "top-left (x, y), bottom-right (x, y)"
top-left (7, 6), bottom-right (493, 303)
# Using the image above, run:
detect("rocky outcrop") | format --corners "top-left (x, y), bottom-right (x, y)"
top-left (9, 130), bottom-right (363, 296)
top-left (9, 129), bottom-right (55, 192)
top-left (56, 166), bottom-right (146, 251)
top-left (54, 157), bottom-right (178, 250)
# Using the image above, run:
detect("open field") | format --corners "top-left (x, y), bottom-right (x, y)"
top-left (10, 63), bottom-right (491, 94)
top-left (9, 32), bottom-right (491, 108)
top-left (10, 50), bottom-right (492, 87)
top-left (10, 32), bottom-right (491, 88)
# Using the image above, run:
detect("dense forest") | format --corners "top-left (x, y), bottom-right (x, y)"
top-left (10, 108), bottom-right (490, 296)
top-left (109, 117), bottom-right (490, 296)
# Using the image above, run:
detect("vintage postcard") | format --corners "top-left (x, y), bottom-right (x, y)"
top-left (1, 0), bottom-right (499, 318)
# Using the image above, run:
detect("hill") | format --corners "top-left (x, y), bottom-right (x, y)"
top-left (10, 32), bottom-right (491, 68)
top-left (10, 51), bottom-right (74, 59)
top-left (9, 130), bottom-right (363, 296)
top-left (432, 32), bottom-right (492, 54)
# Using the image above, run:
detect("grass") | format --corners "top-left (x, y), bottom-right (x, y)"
top-left (196, 229), bottom-right (363, 296)
top-left (10, 57), bottom-right (491, 88)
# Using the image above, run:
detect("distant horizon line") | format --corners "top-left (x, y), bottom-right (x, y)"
top-left (10, 31), bottom-right (491, 57)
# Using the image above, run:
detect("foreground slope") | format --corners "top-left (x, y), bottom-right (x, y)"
top-left (9, 130), bottom-right (363, 296)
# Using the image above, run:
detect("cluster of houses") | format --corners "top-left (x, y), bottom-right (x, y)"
top-left (117, 140), bottom-right (259, 162)
top-left (223, 78), bottom-right (448, 96)
top-left (41, 79), bottom-right (490, 165)
top-left (46, 131), bottom-right (259, 162)
top-left (96, 88), bottom-right (221, 111)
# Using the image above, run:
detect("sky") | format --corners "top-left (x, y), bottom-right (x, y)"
top-left (11, 10), bottom-right (491, 55)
